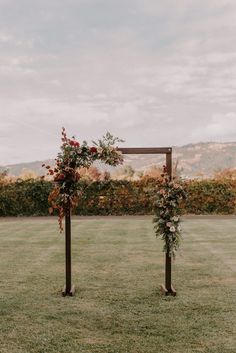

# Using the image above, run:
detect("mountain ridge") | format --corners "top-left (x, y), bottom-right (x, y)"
top-left (1, 141), bottom-right (236, 178)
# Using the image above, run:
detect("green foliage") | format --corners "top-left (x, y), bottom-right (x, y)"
top-left (153, 175), bottom-right (187, 257)
top-left (183, 179), bottom-right (236, 214)
top-left (46, 128), bottom-right (124, 230)
top-left (75, 178), bottom-right (157, 215)
top-left (0, 179), bottom-right (53, 216)
top-left (0, 178), bottom-right (236, 216)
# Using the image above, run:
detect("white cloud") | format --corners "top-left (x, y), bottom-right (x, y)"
top-left (191, 112), bottom-right (236, 142)
top-left (205, 113), bottom-right (236, 136)
top-left (1, 0), bottom-right (236, 164)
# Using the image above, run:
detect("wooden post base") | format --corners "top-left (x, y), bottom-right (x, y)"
top-left (62, 285), bottom-right (76, 297)
top-left (160, 284), bottom-right (176, 296)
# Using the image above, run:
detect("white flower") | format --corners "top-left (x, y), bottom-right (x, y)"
top-left (166, 222), bottom-right (172, 227)
top-left (177, 225), bottom-right (182, 232)
top-left (170, 226), bottom-right (176, 232)
top-left (97, 147), bottom-right (103, 154)
top-left (172, 216), bottom-right (179, 222)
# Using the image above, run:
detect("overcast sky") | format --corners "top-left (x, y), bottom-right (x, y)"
top-left (1, 0), bottom-right (236, 165)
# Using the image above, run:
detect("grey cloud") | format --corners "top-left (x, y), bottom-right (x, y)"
top-left (1, 0), bottom-right (236, 164)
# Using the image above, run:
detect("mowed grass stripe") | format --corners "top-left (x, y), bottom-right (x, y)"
top-left (0, 217), bottom-right (235, 353)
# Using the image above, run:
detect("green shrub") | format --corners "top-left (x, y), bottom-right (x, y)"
top-left (0, 179), bottom-right (53, 216)
top-left (0, 178), bottom-right (235, 216)
top-left (183, 179), bottom-right (236, 214)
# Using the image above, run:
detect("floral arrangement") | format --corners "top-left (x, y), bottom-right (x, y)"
top-left (43, 128), bottom-right (123, 230)
top-left (153, 168), bottom-right (187, 257)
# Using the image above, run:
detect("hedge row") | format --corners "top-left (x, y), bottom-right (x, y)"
top-left (0, 179), bottom-right (53, 216)
top-left (0, 178), bottom-right (236, 216)
top-left (184, 179), bottom-right (236, 214)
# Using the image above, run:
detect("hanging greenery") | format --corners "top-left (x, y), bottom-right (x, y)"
top-left (43, 128), bottom-right (123, 230)
top-left (153, 168), bottom-right (187, 257)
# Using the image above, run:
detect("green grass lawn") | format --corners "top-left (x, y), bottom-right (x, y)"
top-left (0, 216), bottom-right (235, 353)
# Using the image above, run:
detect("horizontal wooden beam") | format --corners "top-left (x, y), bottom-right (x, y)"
top-left (118, 147), bottom-right (172, 155)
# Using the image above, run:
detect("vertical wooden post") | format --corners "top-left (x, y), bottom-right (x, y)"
top-left (65, 205), bottom-right (72, 293)
top-left (62, 202), bottom-right (75, 296)
top-left (161, 149), bottom-right (176, 296)
top-left (165, 251), bottom-right (172, 291)
top-left (166, 149), bottom-right (172, 179)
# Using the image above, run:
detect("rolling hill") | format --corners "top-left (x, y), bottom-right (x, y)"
top-left (1, 142), bottom-right (236, 179)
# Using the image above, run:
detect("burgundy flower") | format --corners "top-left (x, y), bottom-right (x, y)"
top-left (90, 147), bottom-right (97, 153)
top-left (55, 173), bottom-right (65, 181)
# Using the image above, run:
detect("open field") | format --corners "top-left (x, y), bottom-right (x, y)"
top-left (0, 217), bottom-right (236, 353)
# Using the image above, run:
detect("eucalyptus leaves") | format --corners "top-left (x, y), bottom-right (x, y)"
top-left (153, 171), bottom-right (187, 257)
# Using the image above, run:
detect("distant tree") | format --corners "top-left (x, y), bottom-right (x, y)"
top-left (136, 170), bottom-right (144, 179)
top-left (144, 165), bottom-right (162, 179)
top-left (123, 165), bottom-right (135, 178)
top-left (214, 168), bottom-right (236, 180)
top-left (144, 161), bottom-right (182, 180)
top-left (103, 171), bottom-right (111, 181)
top-left (0, 169), bottom-right (8, 182)
top-left (19, 169), bottom-right (37, 180)
top-left (79, 166), bottom-right (102, 181)
top-left (173, 159), bottom-right (184, 178)
top-left (113, 164), bottom-right (135, 180)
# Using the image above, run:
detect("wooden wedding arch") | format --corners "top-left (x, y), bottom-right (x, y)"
top-left (63, 146), bottom-right (176, 297)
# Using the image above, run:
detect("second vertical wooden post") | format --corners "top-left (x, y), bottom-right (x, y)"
top-left (161, 149), bottom-right (176, 296)
top-left (62, 203), bottom-right (75, 296)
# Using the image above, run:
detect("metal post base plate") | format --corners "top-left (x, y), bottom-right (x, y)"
top-left (62, 284), bottom-right (76, 297)
top-left (160, 284), bottom-right (176, 296)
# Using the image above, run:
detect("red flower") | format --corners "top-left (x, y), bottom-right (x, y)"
top-left (90, 147), bottom-right (97, 153)
top-left (69, 140), bottom-right (80, 148)
top-left (75, 172), bottom-right (80, 181)
top-left (55, 173), bottom-right (65, 181)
